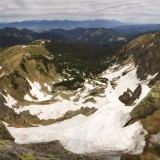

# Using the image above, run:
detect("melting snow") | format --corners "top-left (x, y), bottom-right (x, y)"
top-left (24, 79), bottom-right (52, 102)
top-left (15, 98), bottom-right (82, 120)
top-left (5, 63), bottom-right (151, 155)
top-left (147, 73), bottom-right (158, 80)
top-left (149, 43), bottom-right (154, 47)
top-left (102, 63), bottom-right (150, 97)
top-left (44, 83), bottom-right (52, 91)
top-left (24, 94), bottom-right (33, 101)
top-left (152, 34), bottom-right (155, 37)
top-left (3, 93), bottom-right (17, 108)
top-left (150, 133), bottom-right (160, 145)
top-left (7, 83), bottom-right (147, 155)
top-left (0, 72), bottom-right (4, 78)
top-left (16, 85), bottom-right (107, 120)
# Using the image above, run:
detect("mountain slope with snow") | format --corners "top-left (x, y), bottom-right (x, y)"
top-left (0, 32), bottom-right (160, 159)
top-left (6, 82), bottom-right (147, 155)
top-left (2, 55), bottom-right (152, 155)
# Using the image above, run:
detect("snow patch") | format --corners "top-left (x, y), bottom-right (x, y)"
top-left (44, 83), bottom-right (52, 91)
top-left (24, 94), bottom-right (33, 101)
top-left (102, 63), bottom-right (151, 100)
top-left (150, 133), bottom-right (160, 145)
top-left (147, 73), bottom-right (158, 80)
top-left (152, 34), bottom-right (155, 38)
top-left (4, 63), bottom-right (150, 155)
top-left (149, 43), bottom-right (154, 47)
top-left (7, 83), bottom-right (147, 155)
top-left (25, 79), bottom-right (52, 102)
top-left (102, 64), bottom-right (138, 97)
top-left (16, 86), bottom-right (107, 120)
top-left (15, 98), bottom-right (80, 120)
top-left (3, 93), bottom-right (17, 108)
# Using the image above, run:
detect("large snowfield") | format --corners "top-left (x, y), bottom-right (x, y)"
top-left (5, 62), bottom-right (153, 155)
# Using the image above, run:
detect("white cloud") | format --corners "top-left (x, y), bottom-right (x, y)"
top-left (0, 0), bottom-right (159, 23)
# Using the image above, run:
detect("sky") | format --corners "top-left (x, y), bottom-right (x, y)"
top-left (0, 0), bottom-right (159, 23)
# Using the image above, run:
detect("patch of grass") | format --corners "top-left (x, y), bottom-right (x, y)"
top-left (0, 140), bottom-right (12, 152)
top-left (141, 109), bottom-right (160, 134)
top-left (21, 152), bottom-right (36, 160)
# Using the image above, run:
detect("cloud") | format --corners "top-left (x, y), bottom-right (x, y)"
top-left (0, 0), bottom-right (159, 23)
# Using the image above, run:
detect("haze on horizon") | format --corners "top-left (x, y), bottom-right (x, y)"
top-left (0, 0), bottom-right (159, 24)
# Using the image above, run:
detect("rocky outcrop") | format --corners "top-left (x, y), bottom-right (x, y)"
top-left (0, 140), bottom-right (58, 160)
top-left (116, 32), bottom-right (160, 83)
top-left (119, 85), bottom-right (142, 106)
top-left (0, 121), bottom-right (14, 141)
top-left (23, 141), bottom-right (101, 160)
top-left (122, 81), bottom-right (160, 160)
top-left (0, 140), bottom-right (101, 160)
top-left (131, 81), bottom-right (160, 119)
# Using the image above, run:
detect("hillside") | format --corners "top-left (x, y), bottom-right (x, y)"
top-left (116, 32), bottom-right (160, 84)
top-left (0, 32), bottom-right (160, 159)
top-left (0, 39), bottom-right (116, 126)
top-left (104, 32), bottom-right (160, 159)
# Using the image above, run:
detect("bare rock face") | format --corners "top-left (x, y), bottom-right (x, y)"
top-left (119, 85), bottom-right (142, 106)
top-left (0, 121), bottom-right (15, 141)
top-left (23, 141), bottom-right (101, 160)
top-left (0, 140), bottom-right (102, 160)
top-left (0, 91), bottom-right (15, 142)
top-left (131, 81), bottom-right (160, 119)
top-left (149, 72), bottom-right (160, 87)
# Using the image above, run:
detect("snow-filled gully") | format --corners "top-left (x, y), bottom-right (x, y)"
top-left (5, 63), bottom-right (151, 156)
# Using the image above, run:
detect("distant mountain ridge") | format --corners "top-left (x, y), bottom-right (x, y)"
top-left (114, 24), bottom-right (160, 37)
top-left (0, 27), bottom-right (127, 48)
top-left (46, 27), bottom-right (127, 44)
top-left (0, 20), bottom-right (160, 35)
top-left (0, 20), bottom-right (124, 32)
top-left (0, 27), bottom-right (65, 48)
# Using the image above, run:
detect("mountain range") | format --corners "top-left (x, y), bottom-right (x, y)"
top-left (0, 20), bottom-right (124, 32)
top-left (0, 20), bottom-right (160, 36)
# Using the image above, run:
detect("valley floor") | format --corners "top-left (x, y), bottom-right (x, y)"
top-left (4, 62), bottom-right (152, 156)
